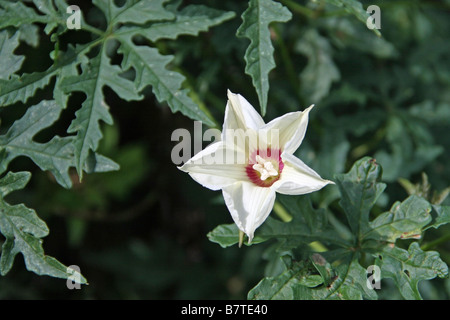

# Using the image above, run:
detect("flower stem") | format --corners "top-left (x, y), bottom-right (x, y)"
top-left (273, 201), bottom-right (292, 222)
top-left (309, 241), bottom-right (328, 252)
top-left (421, 233), bottom-right (450, 251)
top-left (238, 230), bottom-right (245, 248)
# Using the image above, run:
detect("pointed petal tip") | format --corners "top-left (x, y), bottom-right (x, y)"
top-left (305, 104), bottom-right (315, 112)
top-left (246, 230), bottom-right (254, 245)
top-left (177, 161), bottom-right (189, 172)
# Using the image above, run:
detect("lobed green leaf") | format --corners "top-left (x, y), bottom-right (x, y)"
top-left (376, 243), bottom-right (448, 300)
top-left (92, 0), bottom-right (173, 25)
top-left (0, 30), bottom-right (24, 80)
top-left (248, 257), bottom-right (323, 300)
top-left (428, 205), bottom-right (450, 230)
top-left (334, 157), bottom-right (386, 238)
top-left (0, 171), bottom-right (87, 283)
top-left (133, 4), bottom-right (236, 42)
top-left (237, 0), bottom-right (292, 116)
top-left (0, 100), bottom-right (119, 188)
top-left (60, 48), bottom-right (139, 179)
top-left (364, 195), bottom-right (432, 242)
top-left (249, 253), bottom-right (377, 300)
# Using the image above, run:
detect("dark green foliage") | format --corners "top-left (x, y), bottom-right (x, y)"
top-left (211, 158), bottom-right (449, 299)
top-left (0, 0), bottom-right (449, 300)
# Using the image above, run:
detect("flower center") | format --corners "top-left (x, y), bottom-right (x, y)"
top-left (246, 148), bottom-right (284, 187)
top-left (253, 155), bottom-right (278, 180)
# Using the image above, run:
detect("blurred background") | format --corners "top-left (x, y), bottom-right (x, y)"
top-left (0, 0), bottom-right (449, 299)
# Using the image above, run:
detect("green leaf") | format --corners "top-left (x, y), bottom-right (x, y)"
top-left (0, 69), bottom-right (55, 106)
top-left (60, 48), bottom-right (139, 179)
top-left (1, 0), bottom-right (232, 175)
top-left (0, 100), bottom-right (73, 188)
top-left (112, 2), bottom-right (233, 127)
top-left (314, 258), bottom-right (377, 300)
top-left (425, 205), bottom-right (450, 230)
top-left (67, 0), bottom-right (234, 175)
top-left (0, 43), bottom-right (82, 107)
top-left (0, 30), bottom-right (24, 79)
top-left (364, 195), bottom-right (432, 242)
top-left (334, 157), bottom-right (386, 238)
top-left (296, 29), bottom-right (340, 104)
top-left (303, 256), bottom-right (377, 300)
top-left (0, 26), bottom-right (75, 107)
top-left (0, 100), bottom-right (118, 188)
top-left (243, 155), bottom-right (449, 300)
top-left (60, 0), bottom-right (233, 176)
top-left (333, 158), bottom-right (449, 299)
top-left (248, 257), bottom-right (324, 300)
top-left (0, 0), bottom-right (52, 29)
top-left (249, 253), bottom-right (377, 300)
top-left (93, 0), bottom-right (173, 25)
top-left (207, 223), bottom-right (245, 248)
top-left (84, 152), bottom-right (121, 174)
top-left (208, 195), bottom-right (347, 249)
top-left (0, 0), bottom-right (84, 35)
top-left (116, 39), bottom-right (216, 127)
top-left (136, 4), bottom-right (236, 41)
top-left (17, 24), bottom-right (40, 48)
top-left (0, 1), bottom-right (86, 107)
top-left (323, 258), bottom-right (377, 300)
top-left (377, 243), bottom-right (448, 300)
top-left (320, 0), bottom-right (381, 36)
top-left (0, 171), bottom-right (87, 283)
top-left (237, 0), bottom-right (292, 116)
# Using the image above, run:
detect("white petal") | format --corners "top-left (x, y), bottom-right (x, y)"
top-left (221, 126), bottom-right (259, 160)
top-left (178, 141), bottom-right (248, 191)
top-left (222, 182), bottom-right (276, 243)
top-left (223, 90), bottom-right (265, 133)
top-left (273, 153), bottom-right (334, 195)
top-left (260, 105), bottom-right (314, 155)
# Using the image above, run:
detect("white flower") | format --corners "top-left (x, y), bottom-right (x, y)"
top-left (179, 90), bottom-right (334, 245)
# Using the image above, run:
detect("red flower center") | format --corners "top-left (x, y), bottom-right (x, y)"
top-left (245, 148), bottom-right (284, 187)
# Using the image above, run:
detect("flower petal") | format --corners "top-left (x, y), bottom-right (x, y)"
top-left (223, 90), bottom-right (265, 133)
top-left (178, 141), bottom-right (248, 191)
top-left (260, 105), bottom-right (314, 155)
top-left (222, 181), bottom-right (276, 243)
top-left (273, 153), bottom-right (334, 195)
